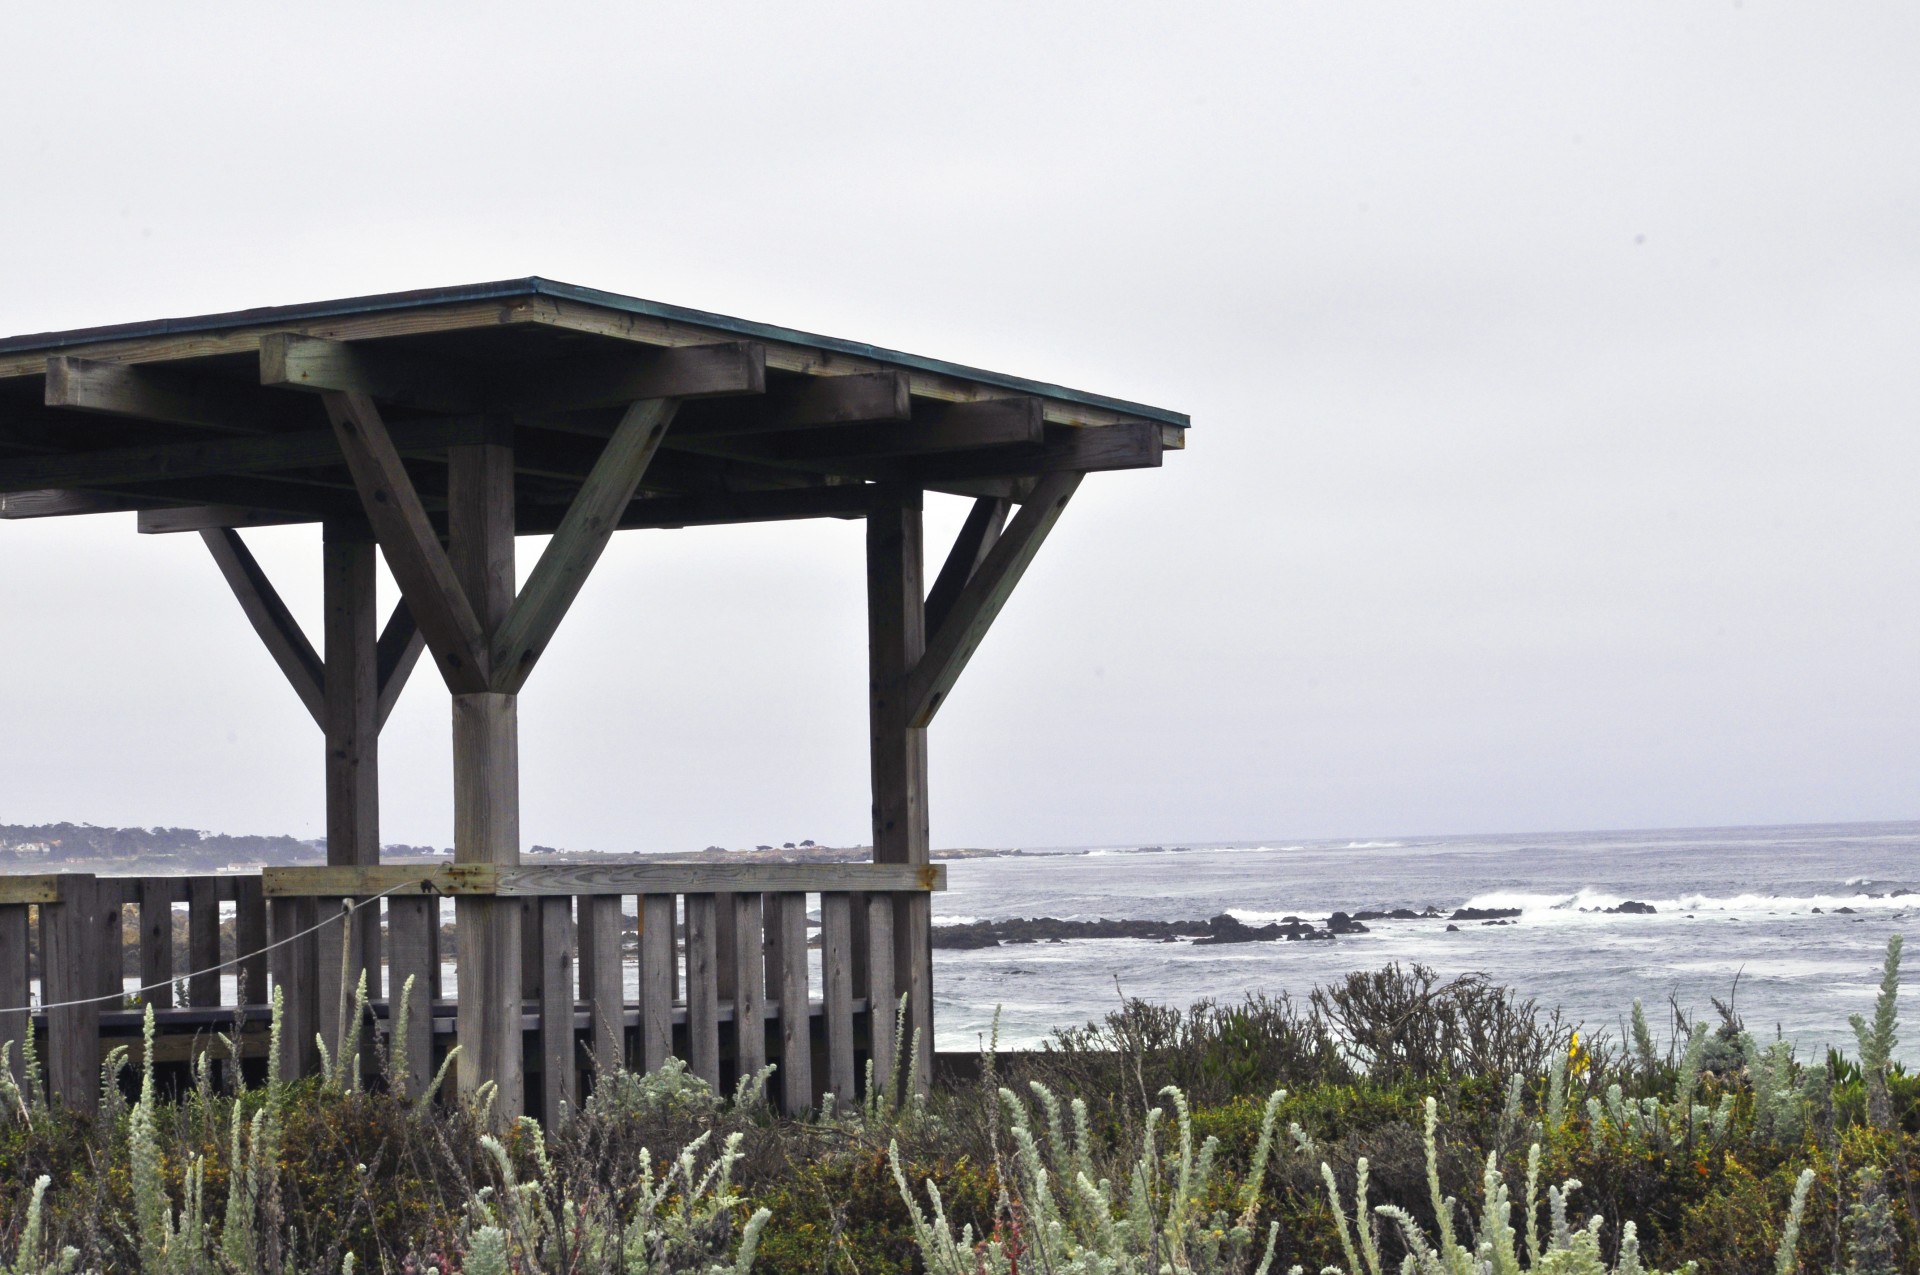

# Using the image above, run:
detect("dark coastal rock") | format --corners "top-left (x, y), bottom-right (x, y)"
top-left (1445, 923), bottom-right (1460, 932)
top-left (1326, 912), bottom-right (1371, 934)
top-left (1811, 907), bottom-right (1823, 914)
top-left (1193, 913), bottom-right (1273, 945)
top-left (931, 922), bottom-right (1002, 949)
top-left (1835, 907), bottom-right (1856, 914)
top-left (1481, 918), bottom-right (1514, 926)
top-left (1351, 907), bottom-right (1439, 921)
top-left (1604, 900), bottom-right (1657, 915)
top-left (1450, 907), bottom-right (1522, 922)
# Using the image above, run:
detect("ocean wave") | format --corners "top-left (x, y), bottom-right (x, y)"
top-left (1454, 886), bottom-right (1918, 922)
top-left (1344, 841), bottom-right (1404, 849)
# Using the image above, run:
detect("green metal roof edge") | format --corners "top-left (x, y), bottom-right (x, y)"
top-left (0, 277), bottom-right (1190, 428)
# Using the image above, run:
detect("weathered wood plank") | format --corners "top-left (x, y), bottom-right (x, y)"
top-left (322, 391), bottom-right (491, 693)
top-left (671, 372), bottom-right (909, 439)
top-left (45, 355), bottom-right (324, 434)
top-left (325, 536), bottom-right (382, 884)
top-left (41, 877), bottom-right (101, 1111)
top-left (730, 893), bottom-right (766, 1081)
top-left (537, 896), bottom-right (576, 1127)
top-left (262, 862), bottom-right (946, 896)
top-left (386, 896), bottom-right (437, 1098)
top-left (506, 343), bottom-right (763, 413)
top-left (268, 896), bottom-right (319, 1079)
top-left (0, 904), bottom-right (29, 1087)
top-left (924, 496), bottom-right (1009, 638)
top-left (455, 897), bottom-right (523, 1120)
top-left (876, 421), bottom-right (1160, 484)
top-left (865, 894), bottom-right (897, 1100)
top-left (774, 893), bottom-right (812, 1112)
top-left (515, 484), bottom-right (876, 535)
top-left (579, 894), bottom-right (624, 1077)
top-left (314, 899), bottom-right (352, 1062)
top-left (684, 895), bottom-right (721, 1087)
top-left (868, 487), bottom-right (930, 866)
top-left (263, 333), bottom-right (489, 414)
top-left (201, 528), bottom-right (326, 728)
top-left (491, 398), bottom-right (678, 693)
top-left (0, 489), bottom-right (151, 518)
top-left (907, 471), bottom-right (1084, 727)
top-left (233, 876), bottom-right (269, 1007)
top-left (0, 876), bottom-right (62, 905)
top-left (694, 397), bottom-right (1042, 464)
top-left (639, 894), bottom-right (676, 1073)
top-left (138, 504), bottom-right (326, 534)
top-left (92, 884), bottom-right (124, 1002)
top-left (520, 899), bottom-right (544, 1003)
top-left (187, 878), bottom-right (222, 1009)
top-left (820, 893), bottom-right (856, 1105)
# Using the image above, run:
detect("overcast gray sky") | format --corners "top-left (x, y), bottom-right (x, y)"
top-left (2, 3), bottom-right (1916, 852)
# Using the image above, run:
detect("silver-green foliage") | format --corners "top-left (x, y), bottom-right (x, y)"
top-left (1849, 934), bottom-right (1902, 1129)
top-left (892, 1082), bottom-right (1287, 1275)
top-left (459, 1117), bottom-right (770, 1275)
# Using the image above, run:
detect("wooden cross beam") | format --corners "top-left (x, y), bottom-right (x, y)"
top-left (264, 333), bottom-right (765, 414)
top-left (684, 396), bottom-right (1045, 464)
top-left (45, 355), bottom-right (324, 434)
top-left (197, 527), bottom-right (422, 730)
top-left (0, 417), bottom-right (500, 494)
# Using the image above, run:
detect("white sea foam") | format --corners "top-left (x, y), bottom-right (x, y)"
top-left (1453, 885), bottom-right (1919, 923)
top-left (1344, 841), bottom-right (1404, 849)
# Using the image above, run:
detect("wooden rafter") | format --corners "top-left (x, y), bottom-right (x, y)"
top-left (199, 528), bottom-right (326, 727)
top-left (904, 470), bottom-right (1084, 727)
top-left (491, 398), bottom-right (678, 693)
top-left (321, 390), bottom-right (492, 693)
top-left (46, 356), bottom-right (323, 434)
top-left (670, 371), bottom-right (909, 438)
top-left (685, 396), bottom-right (1044, 464)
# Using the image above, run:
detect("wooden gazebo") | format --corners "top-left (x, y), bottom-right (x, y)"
top-left (0, 278), bottom-right (1186, 1122)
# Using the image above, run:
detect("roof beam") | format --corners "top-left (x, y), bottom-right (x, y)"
top-left (199, 528), bottom-right (326, 728)
top-left (322, 390), bottom-right (492, 694)
top-left (904, 470), bottom-right (1083, 728)
top-left (515, 483), bottom-right (875, 534)
top-left (138, 505), bottom-right (324, 534)
top-left (491, 398), bottom-right (678, 693)
top-left (46, 356), bottom-right (324, 434)
top-left (263, 333), bottom-right (765, 414)
top-left (0, 489), bottom-right (155, 518)
top-left (863, 421), bottom-right (1161, 484)
top-left (0, 417), bottom-right (500, 494)
top-left (670, 372), bottom-right (909, 439)
top-left (688, 396), bottom-right (1044, 464)
top-left (505, 344), bottom-right (763, 413)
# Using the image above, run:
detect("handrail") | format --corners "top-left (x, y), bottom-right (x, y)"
top-left (261, 861), bottom-right (946, 897)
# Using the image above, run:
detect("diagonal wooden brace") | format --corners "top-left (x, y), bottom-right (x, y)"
top-left (490, 398), bottom-right (680, 693)
top-left (320, 390), bottom-right (492, 693)
top-left (200, 528), bottom-right (326, 727)
top-left (904, 470), bottom-right (1083, 727)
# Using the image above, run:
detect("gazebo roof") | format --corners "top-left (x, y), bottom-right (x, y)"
top-left (0, 277), bottom-right (1184, 534)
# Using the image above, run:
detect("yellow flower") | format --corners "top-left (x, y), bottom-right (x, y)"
top-left (1568, 1031), bottom-right (1590, 1078)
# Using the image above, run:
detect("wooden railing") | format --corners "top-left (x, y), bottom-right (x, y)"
top-left (0, 862), bottom-right (943, 1123)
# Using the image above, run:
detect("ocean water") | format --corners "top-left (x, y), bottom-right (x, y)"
top-left (929, 820), bottom-right (1920, 1062)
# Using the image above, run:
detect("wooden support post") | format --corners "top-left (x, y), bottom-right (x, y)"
top-left (0, 904), bottom-right (28, 1088)
top-left (448, 441), bottom-right (524, 1121)
top-left (269, 896), bottom-right (319, 1079)
top-left (639, 894), bottom-right (675, 1072)
top-left (730, 893), bottom-right (766, 1082)
top-left (684, 894), bottom-right (720, 1087)
top-left (864, 893), bottom-right (897, 1100)
top-left (537, 896), bottom-right (576, 1127)
top-left (233, 876), bottom-right (268, 1006)
top-left (93, 882), bottom-right (125, 1002)
top-left (866, 487), bottom-right (933, 1094)
top-left (774, 892), bottom-right (812, 1113)
top-left (41, 876), bottom-right (101, 1112)
top-left (579, 895), bottom-right (624, 1078)
top-left (138, 881), bottom-right (176, 1009)
top-left (323, 531), bottom-right (382, 999)
top-left (187, 878), bottom-right (221, 1009)
top-left (386, 896), bottom-right (437, 1099)
top-left (820, 892), bottom-right (856, 1105)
